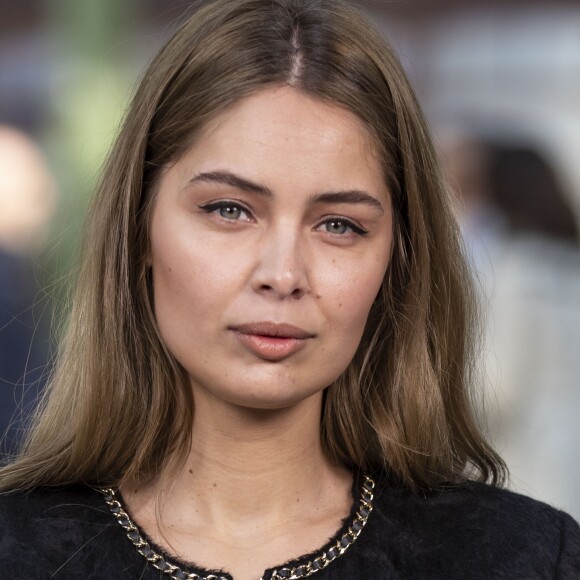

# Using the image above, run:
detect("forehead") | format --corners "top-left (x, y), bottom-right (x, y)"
top-left (174, 85), bottom-right (386, 195)
top-left (205, 86), bottom-right (374, 146)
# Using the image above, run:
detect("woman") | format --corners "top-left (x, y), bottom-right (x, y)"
top-left (1, 0), bottom-right (578, 578)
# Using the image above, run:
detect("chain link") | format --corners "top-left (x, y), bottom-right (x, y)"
top-left (101, 489), bottom-right (228, 580)
top-left (101, 475), bottom-right (374, 580)
top-left (270, 475), bottom-right (375, 579)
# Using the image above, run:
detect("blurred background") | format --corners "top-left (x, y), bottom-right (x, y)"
top-left (0, 0), bottom-right (579, 519)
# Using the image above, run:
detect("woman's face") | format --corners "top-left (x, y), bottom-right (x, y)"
top-left (150, 86), bottom-right (393, 410)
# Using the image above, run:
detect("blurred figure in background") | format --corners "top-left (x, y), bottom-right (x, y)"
top-left (441, 135), bottom-right (506, 282)
top-left (485, 144), bottom-right (580, 520)
top-left (445, 136), bottom-right (580, 521)
top-left (0, 126), bottom-right (58, 458)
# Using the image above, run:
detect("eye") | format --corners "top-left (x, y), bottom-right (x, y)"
top-left (199, 201), bottom-right (253, 222)
top-left (324, 220), bottom-right (349, 235)
top-left (317, 218), bottom-right (368, 236)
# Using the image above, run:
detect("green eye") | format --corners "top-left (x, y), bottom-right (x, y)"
top-left (219, 205), bottom-right (242, 219)
top-left (319, 218), bottom-right (367, 236)
top-left (199, 201), bottom-right (252, 222)
top-left (325, 220), bottom-right (349, 235)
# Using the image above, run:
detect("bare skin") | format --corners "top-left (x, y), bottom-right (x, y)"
top-left (123, 392), bottom-right (353, 580)
top-left (121, 85), bottom-right (393, 579)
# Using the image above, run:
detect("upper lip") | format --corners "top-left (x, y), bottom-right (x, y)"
top-left (230, 322), bottom-right (315, 339)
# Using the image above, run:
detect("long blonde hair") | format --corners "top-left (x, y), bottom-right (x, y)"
top-left (0, 0), bottom-right (505, 491)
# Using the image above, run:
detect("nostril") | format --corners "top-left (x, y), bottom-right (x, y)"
top-left (291, 287), bottom-right (306, 299)
top-left (256, 282), bottom-right (308, 300)
top-left (251, 251), bottom-right (310, 298)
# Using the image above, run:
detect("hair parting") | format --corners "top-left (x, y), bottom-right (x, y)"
top-left (0, 0), bottom-right (506, 493)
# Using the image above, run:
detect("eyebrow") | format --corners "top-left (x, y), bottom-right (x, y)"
top-left (189, 171), bottom-right (272, 196)
top-left (188, 170), bottom-right (385, 213)
top-left (310, 191), bottom-right (384, 213)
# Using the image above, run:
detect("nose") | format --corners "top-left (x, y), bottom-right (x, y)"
top-left (250, 226), bottom-right (310, 300)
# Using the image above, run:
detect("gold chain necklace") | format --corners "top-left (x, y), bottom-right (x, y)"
top-left (101, 475), bottom-right (375, 580)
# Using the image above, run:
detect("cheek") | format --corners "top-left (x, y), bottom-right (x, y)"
top-left (325, 250), bottom-right (388, 318)
top-left (149, 227), bottom-right (246, 349)
top-left (151, 210), bottom-right (245, 299)
top-left (318, 251), bottom-right (389, 360)
top-left (152, 239), bottom-right (204, 315)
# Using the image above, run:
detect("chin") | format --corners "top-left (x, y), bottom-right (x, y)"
top-left (225, 386), bottom-right (323, 411)
top-left (192, 372), bottom-right (327, 412)
top-left (186, 359), bottom-right (346, 413)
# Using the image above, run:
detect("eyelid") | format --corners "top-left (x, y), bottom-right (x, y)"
top-left (315, 216), bottom-right (368, 236)
top-left (198, 202), bottom-right (368, 236)
top-left (198, 199), bottom-right (255, 220)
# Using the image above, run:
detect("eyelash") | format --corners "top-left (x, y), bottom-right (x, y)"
top-left (321, 218), bottom-right (368, 237)
top-left (198, 200), bottom-right (368, 237)
top-left (199, 200), bottom-right (253, 223)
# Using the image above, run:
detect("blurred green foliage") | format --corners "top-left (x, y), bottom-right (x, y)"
top-left (42, 0), bottom-right (138, 320)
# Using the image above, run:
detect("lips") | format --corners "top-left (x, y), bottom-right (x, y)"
top-left (229, 322), bottom-right (315, 360)
top-left (231, 322), bottom-right (314, 339)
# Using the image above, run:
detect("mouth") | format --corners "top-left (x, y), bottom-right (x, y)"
top-left (229, 322), bottom-right (315, 361)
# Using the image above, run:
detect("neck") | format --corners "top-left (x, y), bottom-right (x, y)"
top-left (127, 389), bottom-right (352, 530)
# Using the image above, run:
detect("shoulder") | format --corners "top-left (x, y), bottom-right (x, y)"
top-left (0, 484), bottom-right (109, 526)
top-left (0, 485), bottom-right (124, 576)
top-left (369, 478), bottom-right (580, 578)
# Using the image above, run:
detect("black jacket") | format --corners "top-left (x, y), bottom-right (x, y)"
top-left (0, 475), bottom-right (579, 579)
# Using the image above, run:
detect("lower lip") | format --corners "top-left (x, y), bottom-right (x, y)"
top-left (232, 332), bottom-right (308, 360)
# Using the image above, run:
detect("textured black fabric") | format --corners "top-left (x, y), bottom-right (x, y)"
top-left (0, 478), bottom-right (579, 579)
